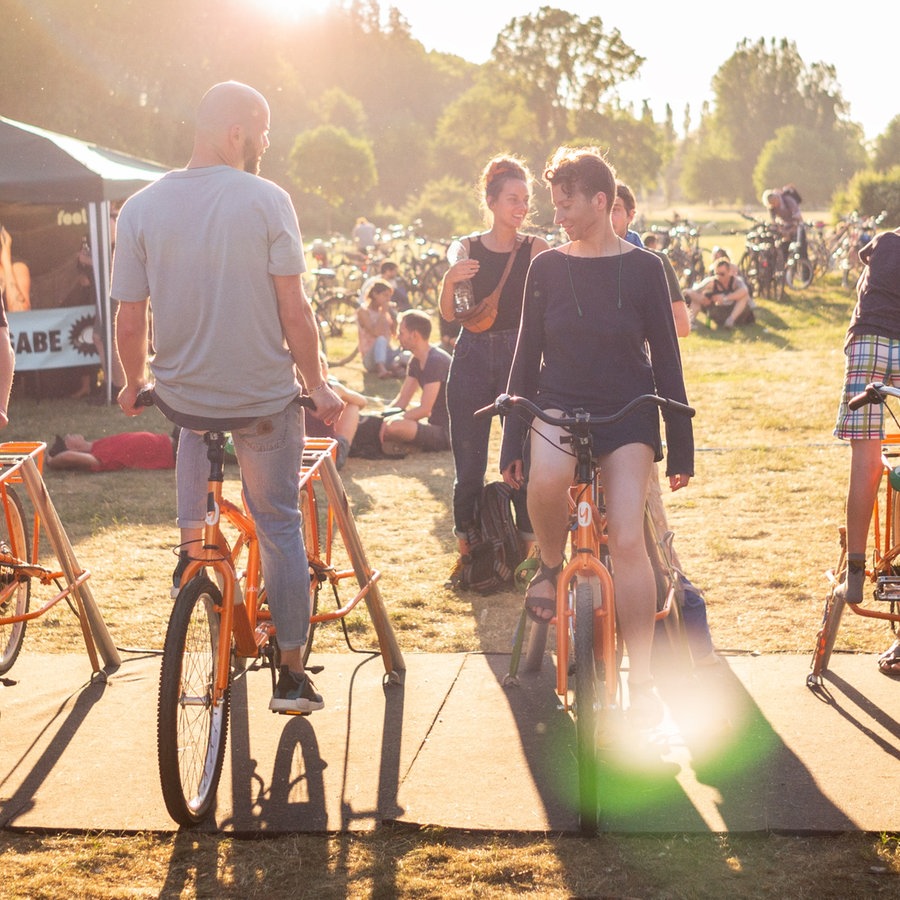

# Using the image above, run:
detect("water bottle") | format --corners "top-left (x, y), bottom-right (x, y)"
top-left (447, 239), bottom-right (474, 315)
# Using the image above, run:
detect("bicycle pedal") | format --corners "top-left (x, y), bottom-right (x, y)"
top-left (306, 664), bottom-right (324, 674)
top-left (875, 576), bottom-right (900, 601)
top-left (271, 708), bottom-right (311, 717)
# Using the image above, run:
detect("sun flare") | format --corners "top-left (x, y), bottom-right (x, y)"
top-left (243, 0), bottom-right (336, 23)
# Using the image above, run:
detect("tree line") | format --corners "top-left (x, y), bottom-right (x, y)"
top-left (2, 0), bottom-right (898, 236)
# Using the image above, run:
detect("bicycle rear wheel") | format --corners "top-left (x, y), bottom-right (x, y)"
top-left (158, 576), bottom-right (229, 826)
top-left (321, 294), bottom-right (359, 367)
top-left (522, 619), bottom-right (549, 672)
top-left (645, 514), bottom-right (692, 676)
top-left (0, 486), bottom-right (30, 676)
top-left (574, 579), bottom-right (599, 835)
top-left (413, 258), bottom-right (449, 308)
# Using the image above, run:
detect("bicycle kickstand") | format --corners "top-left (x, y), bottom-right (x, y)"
top-left (504, 608), bottom-right (529, 686)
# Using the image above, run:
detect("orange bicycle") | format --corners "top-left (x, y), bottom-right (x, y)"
top-left (476, 393), bottom-right (695, 833)
top-left (143, 392), bottom-right (403, 826)
top-left (0, 442), bottom-right (119, 677)
top-left (808, 380), bottom-right (900, 688)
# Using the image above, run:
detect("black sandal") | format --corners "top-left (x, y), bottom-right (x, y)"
top-left (524, 562), bottom-right (561, 624)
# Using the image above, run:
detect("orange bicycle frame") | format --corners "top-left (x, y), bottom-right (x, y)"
top-left (555, 476), bottom-right (616, 711)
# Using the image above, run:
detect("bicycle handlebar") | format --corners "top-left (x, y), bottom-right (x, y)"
top-left (473, 393), bottom-right (695, 427)
top-left (136, 385), bottom-right (156, 407)
top-left (848, 381), bottom-right (900, 410)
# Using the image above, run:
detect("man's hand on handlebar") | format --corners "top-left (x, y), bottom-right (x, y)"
top-left (118, 383), bottom-right (147, 417)
top-left (308, 383), bottom-right (345, 426)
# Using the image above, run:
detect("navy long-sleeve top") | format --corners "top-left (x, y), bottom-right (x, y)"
top-left (499, 244), bottom-right (694, 477)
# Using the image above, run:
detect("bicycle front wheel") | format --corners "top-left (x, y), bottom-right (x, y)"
top-left (0, 486), bottom-right (30, 675)
top-left (574, 580), bottom-right (599, 835)
top-left (737, 251), bottom-right (758, 299)
top-left (158, 576), bottom-right (229, 826)
top-left (785, 257), bottom-right (813, 290)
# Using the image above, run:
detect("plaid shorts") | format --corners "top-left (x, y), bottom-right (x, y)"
top-left (834, 334), bottom-right (900, 440)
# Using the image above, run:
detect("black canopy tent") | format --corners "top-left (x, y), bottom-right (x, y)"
top-left (0, 116), bottom-right (167, 400)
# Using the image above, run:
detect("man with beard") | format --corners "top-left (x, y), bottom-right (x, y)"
top-left (112, 81), bottom-right (343, 713)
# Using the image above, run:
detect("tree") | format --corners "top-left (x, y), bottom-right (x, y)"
top-left (432, 80), bottom-right (545, 184)
top-left (873, 116), bottom-right (900, 172)
top-left (399, 176), bottom-right (479, 237)
top-left (312, 88), bottom-right (368, 135)
top-left (288, 126), bottom-right (377, 232)
top-left (709, 38), bottom-right (858, 201)
top-left (841, 167), bottom-right (900, 223)
top-left (569, 107), bottom-right (666, 193)
top-left (753, 125), bottom-right (866, 206)
top-left (488, 7), bottom-right (643, 145)
top-left (680, 146), bottom-right (743, 205)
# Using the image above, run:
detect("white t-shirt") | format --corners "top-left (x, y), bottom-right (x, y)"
top-left (112, 165), bottom-right (306, 419)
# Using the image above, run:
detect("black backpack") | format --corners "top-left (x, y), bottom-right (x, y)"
top-left (455, 482), bottom-right (525, 594)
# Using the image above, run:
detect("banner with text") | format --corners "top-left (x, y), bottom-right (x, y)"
top-left (8, 306), bottom-right (99, 371)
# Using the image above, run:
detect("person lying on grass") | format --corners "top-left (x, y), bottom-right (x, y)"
top-left (45, 430), bottom-right (178, 472)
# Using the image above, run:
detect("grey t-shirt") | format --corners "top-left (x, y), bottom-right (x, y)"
top-left (111, 165), bottom-right (306, 419)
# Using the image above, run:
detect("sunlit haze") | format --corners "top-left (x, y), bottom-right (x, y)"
top-left (245, 0), bottom-right (332, 22)
top-left (384, 0), bottom-right (895, 142)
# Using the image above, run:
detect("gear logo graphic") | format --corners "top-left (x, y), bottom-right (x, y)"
top-left (68, 314), bottom-right (99, 357)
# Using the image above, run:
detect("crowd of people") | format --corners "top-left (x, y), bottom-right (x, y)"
top-left (1, 79), bottom-right (895, 724)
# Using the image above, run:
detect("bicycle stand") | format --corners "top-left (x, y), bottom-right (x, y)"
top-left (0, 442), bottom-right (121, 677)
top-left (301, 439), bottom-right (405, 683)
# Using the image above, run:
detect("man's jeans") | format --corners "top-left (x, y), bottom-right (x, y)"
top-left (176, 399), bottom-right (310, 651)
top-left (446, 328), bottom-right (531, 537)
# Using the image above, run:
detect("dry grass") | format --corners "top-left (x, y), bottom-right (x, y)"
top-left (1, 829), bottom-right (898, 899)
top-left (2, 268), bottom-right (899, 896)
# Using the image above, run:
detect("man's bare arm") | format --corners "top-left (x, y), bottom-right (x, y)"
top-left (273, 274), bottom-right (343, 424)
top-left (114, 299), bottom-right (150, 415)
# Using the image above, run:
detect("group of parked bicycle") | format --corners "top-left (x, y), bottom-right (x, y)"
top-left (303, 223), bottom-right (450, 366)
top-left (308, 201), bottom-right (888, 369)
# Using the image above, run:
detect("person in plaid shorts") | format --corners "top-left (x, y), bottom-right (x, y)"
top-left (833, 227), bottom-right (900, 674)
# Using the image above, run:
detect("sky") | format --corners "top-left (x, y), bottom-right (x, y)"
top-left (379, 0), bottom-right (895, 142)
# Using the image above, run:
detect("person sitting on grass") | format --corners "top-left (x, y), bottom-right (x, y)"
top-left (683, 256), bottom-right (753, 329)
top-left (357, 279), bottom-right (406, 379)
top-left (381, 309), bottom-right (451, 453)
top-left (45, 430), bottom-right (178, 472)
